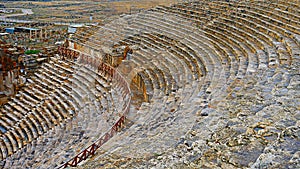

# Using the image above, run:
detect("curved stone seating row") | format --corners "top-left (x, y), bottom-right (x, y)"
top-left (248, 2), bottom-right (300, 29)
top-left (162, 0), bottom-right (298, 68)
top-left (239, 1), bottom-right (300, 64)
top-left (228, 3), bottom-right (299, 62)
top-left (77, 66), bottom-right (111, 110)
top-left (0, 60), bottom-right (74, 131)
top-left (188, 0), bottom-right (295, 99)
top-left (161, 0), bottom-right (295, 75)
top-left (62, 58), bottom-right (117, 124)
top-left (162, 1), bottom-right (266, 75)
top-left (129, 19), bottom-right (206, 79)
top-left (1, 55), bottom-right (124, 168)
top-left (0, 60), bottom-right (79, 162)
top-left (251, 0), bottom-right (300, 21)
top-left (123, 36), bottom-right (190, 89)
top-left (58, 0), bottom-right (300, 168)
top-left (213, 18), bottom-right (268, 67)
top-left (1, 60), bottom-right (77, 161)
top-left (115, 32), bottom-right (200, 95)
top-left (231, 13), bottom-right (287, 66)
top-left (140, 10), bottom-right (230, 93)
top-left (72, 11), bottom-right (226, 167)
top-left (72, 9), bottom-right (225, 105)
top-left (50, 51), bottom-right (131, 168)
top-left (128, 11), bottom-right (236, 102)
top-left (94, 0), bottom-right (292, 103)
top-left (133, 53), bottom-right (168, 93)
top-left (32, 68), bottom-right (119, 168)
top-left (147, 33), bottom-right (205, 77)
top-left (73, 64), bottom-right (116, 115)
top-left (118, 37), bottom-right (189, 93)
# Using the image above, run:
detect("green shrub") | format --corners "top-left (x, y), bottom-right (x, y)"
top-left (25, 50), bottom-right (40, 55)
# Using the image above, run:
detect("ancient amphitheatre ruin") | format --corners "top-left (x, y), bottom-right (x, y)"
top-left (0, 0), bottom-right (299, 168)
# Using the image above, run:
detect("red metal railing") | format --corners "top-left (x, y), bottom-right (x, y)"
top-left (56, 47), bottom-right (131, 168)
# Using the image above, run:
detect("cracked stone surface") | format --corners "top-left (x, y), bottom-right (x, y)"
top-left (78, 65), bottom-right (299, 169)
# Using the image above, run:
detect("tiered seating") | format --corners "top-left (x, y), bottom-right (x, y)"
top-left (1, 0), bottom-right (299, 168)
top-left (66, 0), bottom-right (300, 168)
top-left (0, 60), bottom-right (76, 160)
top-left (130, 8), bottom-right (238, 101)
top-left (226, 1), bottom-right (299, 65)
top-left (115, 32), bottom-right (203, 95)
top-left (0, 58), bottom-right (127, 168)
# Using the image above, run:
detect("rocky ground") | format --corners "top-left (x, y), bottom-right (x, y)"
top-left (78, 64), bottom-right (299, 168)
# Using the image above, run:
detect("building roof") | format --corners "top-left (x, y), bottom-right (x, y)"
top-left (5, 27), bottom-right (14, 30)
top-left (16, 27), bottom-right (40, 31)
